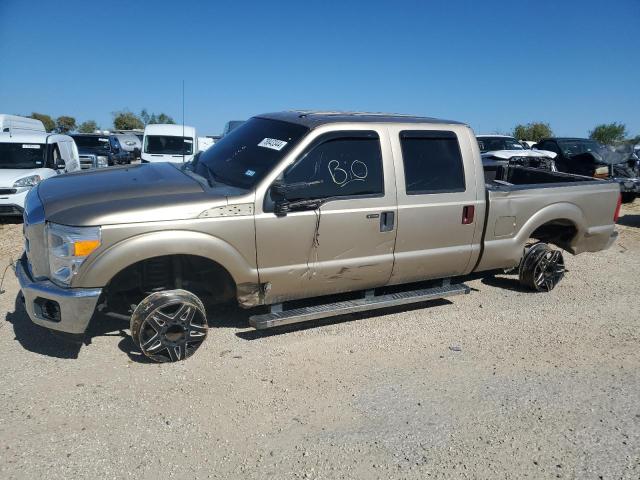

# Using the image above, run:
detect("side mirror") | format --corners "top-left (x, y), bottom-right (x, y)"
top-left (55, 159), bottom-right (66, 170)
top-left (270, 179), bottom-right (324, 217)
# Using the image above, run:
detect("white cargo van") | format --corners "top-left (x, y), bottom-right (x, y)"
top-left (0, 132), bottom-right (80, 216)
top-left (141, 124), bottom-right (197, 163)
top-left (0, 114), bottom-right (46, 135)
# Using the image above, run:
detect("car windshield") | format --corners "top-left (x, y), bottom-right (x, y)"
top-left (144, 135), bottom-right (194, 155)
top-left (477, 136), bottom-right (525, 153)
top-left (72, 136), bottom-right (111, 150)
top-left (557, 139), bottom-right (603, 157)
top-left (195, 117), bottom-right (309, 189)
top-left (0, 142), bottom-right (46, 169)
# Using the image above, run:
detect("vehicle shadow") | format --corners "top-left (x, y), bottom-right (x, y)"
top-left (0, 216), bottom-right (23, 225)
top-left (480, 274), bottom-right (529, 292)
top-left (617, 214), bottom-right (640, 228)
top-left (235, 298), bottom-right (453, 341)
top-left (5, 293), bottom-right (128, 360)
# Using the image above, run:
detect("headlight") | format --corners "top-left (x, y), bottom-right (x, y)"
top-left (47, 223), bottom-right (101, 286)
top-left (96, 156), bottom-right (109, 168)
top-left (13, 175), bottom-right (42, 188)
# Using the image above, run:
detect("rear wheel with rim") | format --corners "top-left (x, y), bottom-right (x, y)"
top-left (518, 242), bottom-right (565, 292)
top-left (130, 289), bottom-right (208, 362)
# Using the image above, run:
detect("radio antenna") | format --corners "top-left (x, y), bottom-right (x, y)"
top-left (182, 79), bottom-right (185, 164)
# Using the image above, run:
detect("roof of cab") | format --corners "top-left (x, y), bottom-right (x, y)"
top-left (143, 124), bottom-right (196, 136)
top-left (257, 110), bottom-right (465, 128)
top-left (0, 132), bottom-right (70, 143)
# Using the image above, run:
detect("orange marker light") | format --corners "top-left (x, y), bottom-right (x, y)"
top-left (73, 240), bottom-right (101, 257)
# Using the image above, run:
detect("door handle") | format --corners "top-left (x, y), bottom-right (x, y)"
top-left (462, 205), bottom-right (475, 224)
top-left (380, 211), bottom-right (395, 232)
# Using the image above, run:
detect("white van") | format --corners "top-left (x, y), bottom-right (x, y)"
top-left (0, 114), bottom-right (46, 135)
top-left (141, 124), bottom-right (197, 163)
top-left (0, 132), bottom-right (80, 216)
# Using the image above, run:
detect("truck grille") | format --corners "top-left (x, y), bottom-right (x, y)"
top-left (79, 155), bottom-right (97, 169)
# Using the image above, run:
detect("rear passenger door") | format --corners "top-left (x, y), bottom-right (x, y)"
top-left (388, 127), bottom-right (481, 284)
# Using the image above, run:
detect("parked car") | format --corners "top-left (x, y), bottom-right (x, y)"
top-left (0, 132), bottom-right (80, 216)
top-left (477, 135), bottom-right (557, 171)
top-left (70, 134), bottom-right (131, 169)
top-left (114, 133), bottom-right (142, 160)
top-left (535, 137), bottom-right (640, 202)
top-left (197, 136), bottom-right (216, 152)
top-left (0, 114), bottom-right (46, 135)
top-left (141, 124), bottom-right (197, 163)
top-left (16, 111), bottom-right (620, 362)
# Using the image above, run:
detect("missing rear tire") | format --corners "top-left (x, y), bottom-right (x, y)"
top-left (130, 289), bottom-right (207, 363)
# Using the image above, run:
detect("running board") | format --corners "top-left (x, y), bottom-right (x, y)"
top-left (249, 282), bottom-right (470, 330)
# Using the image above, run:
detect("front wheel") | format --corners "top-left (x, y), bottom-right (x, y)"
top-left (130, 289), bottom-right (208, 362)
top-left (518, 243), bottom-right (565, 292)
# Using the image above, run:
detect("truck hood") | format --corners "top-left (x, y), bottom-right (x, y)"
top-left (482, 149), bottom-right (557, 160)
top-left (0, 168), bottom-right (55, 187)
top-left (37, 162), bottom-right (229, 226)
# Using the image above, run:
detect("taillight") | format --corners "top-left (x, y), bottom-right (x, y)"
top-left (613, 194), bottom-right (622, 223)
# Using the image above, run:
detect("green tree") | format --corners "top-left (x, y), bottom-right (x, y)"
top-left (155, 113), bottom-right (175, 124)
top-left (113, 110), bottom-right (144, 130)
top-left (589, 123), bottom-right (627, 145)
top-left (78, 120), bottom-right (99, 133)
top-left (29, 112), bottom-right (55, 132)
top-left (512, 122), bottom-right (553, 143)
top-left (140, 109), bottom-right (176, 125)
top-left (55, 116), bottom-right (77, 133)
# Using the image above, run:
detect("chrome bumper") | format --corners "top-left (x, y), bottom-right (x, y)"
top-left (15, 255), bottom-right (102, 334)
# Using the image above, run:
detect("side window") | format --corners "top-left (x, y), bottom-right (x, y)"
top-left (542, 142), bottom-right (559, 154)
top-left (283, 132), bottom-right (384, 201)
top-left (400, 130), bottom-right (465, 194)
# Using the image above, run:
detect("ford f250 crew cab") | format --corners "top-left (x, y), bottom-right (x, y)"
top-left (16, 111), bottom-right (621, 362)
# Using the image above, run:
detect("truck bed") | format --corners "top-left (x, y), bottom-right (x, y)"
top-left (476, 165), bottom-right (619, 272)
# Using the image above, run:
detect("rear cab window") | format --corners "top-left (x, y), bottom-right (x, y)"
top-left (399, 130), bottom-right (466, 194)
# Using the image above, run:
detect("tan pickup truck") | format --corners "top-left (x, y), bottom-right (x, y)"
top-left (17, 111), bottom-right (621, 362)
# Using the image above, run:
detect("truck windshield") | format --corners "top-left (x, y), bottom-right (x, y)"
top-left (144, 136), bottom-right (194, 155)
top-left (0, 143), bottom-right (46, 169)
top-left (72, 136), bottom-right (111, 150)
top-left (195, 117), bottom-right (309, 189)
top-left (477, 136), bottom-right (525, 153)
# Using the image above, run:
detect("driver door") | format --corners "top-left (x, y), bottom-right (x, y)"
top-left (254, 129), bottom-right (397, 304)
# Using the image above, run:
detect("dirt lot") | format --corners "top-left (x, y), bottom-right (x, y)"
top-left (0, 203), bottom-right (639, 479)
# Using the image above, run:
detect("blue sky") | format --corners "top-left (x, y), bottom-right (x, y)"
top-left (1, 0), bottom-right (638, 137)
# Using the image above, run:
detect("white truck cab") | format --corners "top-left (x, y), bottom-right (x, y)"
top-left (0, 132), bottom-right (80, 216)
top-left (141, 124), bottom-right (197, 163)
top-left (0, 114), bottom-right (46, 135)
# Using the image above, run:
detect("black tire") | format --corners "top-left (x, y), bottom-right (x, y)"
top-left (621, 192), bottom-right (636, 204)
top-left (518, 243), bottom-right (565, 292)
top-left (130, 289), bottom-right (207, 362)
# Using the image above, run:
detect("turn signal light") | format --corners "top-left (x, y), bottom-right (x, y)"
top-left (73, 240), bottom-right (101, 257)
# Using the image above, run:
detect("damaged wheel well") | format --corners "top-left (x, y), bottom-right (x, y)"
top-left (102, 254), bottom-right (237, 314)
top-left (530, 219), bottom-right (578, 250)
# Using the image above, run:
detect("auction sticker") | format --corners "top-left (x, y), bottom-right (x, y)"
top-left (258, 138), bottom-right (288, 151)
top-left (22, 144), bottom-right (41, 149)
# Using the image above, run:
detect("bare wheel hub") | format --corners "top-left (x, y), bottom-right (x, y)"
top-left (137, 300), bottom-right (207, 362)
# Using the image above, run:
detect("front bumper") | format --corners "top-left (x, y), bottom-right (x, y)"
top-left (15, 255), bottom-right (102, 334)
top-left (0, 188), bottom-right (28, 216)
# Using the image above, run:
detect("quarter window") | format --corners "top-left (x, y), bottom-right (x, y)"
top-left (283, 132), bottom-right (384, 201)
top-left (400, 131), bottom-right (465, 194)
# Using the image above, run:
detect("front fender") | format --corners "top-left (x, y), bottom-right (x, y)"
top-left (73, 230), bottom-right (258, 289)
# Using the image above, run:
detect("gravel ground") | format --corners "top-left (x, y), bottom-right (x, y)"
top-left (0, 202), bottom-right (639, 479)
